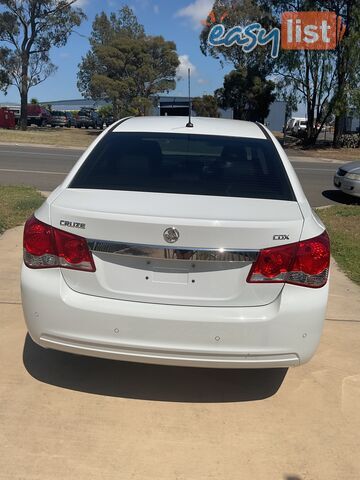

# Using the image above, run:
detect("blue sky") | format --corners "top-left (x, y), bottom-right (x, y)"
top-left (0, 0), bottom-right (232, 104)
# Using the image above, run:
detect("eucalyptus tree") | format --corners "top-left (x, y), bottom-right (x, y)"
top-left (258, 0), bottom-right (360, 144)
top-left (0, 0), bottom-right (85, 129)
top-left (200, 0), bottom-right (277, 124)
top-left (78, 6), bottom-right (179, 118)
top-left (201, 0), bottom-right (360, 145)
top-left (192, 95), bottom-right (220, 118)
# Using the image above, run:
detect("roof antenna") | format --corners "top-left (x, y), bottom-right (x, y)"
top-left (186, 68), bottom-right (193, 128)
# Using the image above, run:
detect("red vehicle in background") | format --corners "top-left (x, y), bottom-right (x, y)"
top-left (26, 104), bottom-right (52, 127)
top-left (0, 108), bottom-right (16, 129)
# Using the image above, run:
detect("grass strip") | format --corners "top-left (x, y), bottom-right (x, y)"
top-left (0, 185), bottom-right (44, 235)
top-left (317, 205), bottom-right (360, 285)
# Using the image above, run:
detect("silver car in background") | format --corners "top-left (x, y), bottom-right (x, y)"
top-left (334, 161), bottom-right (360, 198)
top-left (50, 111), bottom-right (75, 128)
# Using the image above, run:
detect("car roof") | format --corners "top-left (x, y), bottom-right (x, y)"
top-left (113, 116), bottom-right (267, 139)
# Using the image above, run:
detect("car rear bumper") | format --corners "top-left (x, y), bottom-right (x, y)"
top-left (334, 174), bottom-right (360, 197)
top-left (21, 265), bottom-right (329, 368)
top-left (27, 117), bottom-right (46, 124)
top-left (76, 118), bottom-right (92, 125)
top-left (51, 120), bottom-right (67, 126)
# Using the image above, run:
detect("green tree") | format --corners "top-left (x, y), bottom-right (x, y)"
top-left (279, 92), bottom-right (298, 120)
top-left (89, 7), bottom-right (145, 45)
top-left (0, 1), bottom-right (85, 130)
top-left (30, 97), bottom-right (39, 105)
top-left (98, 104), bottom-right (114, 118)
top-left (216, 68), bottom-right (275, 122)
top-left (321, 0), bottom-right (360, 146)
top-left (200, 0), bottom-right (276, 77)
top-left (192, 95), bottom-right (220, 117)
top-left (0, 48), bottom-right (7, 91)
top-left (201, 0), bottom-right (325, 141)
top-left (202, 0), bottom-right (360, 145)
top-left (259, 0), bottom-right (360, 145)
top-left (274, 49), bottom-right (336, 144)
top-left (351, 88), bottom-right (360, 116)
top-left (78, 7), bottom-right (179, 118)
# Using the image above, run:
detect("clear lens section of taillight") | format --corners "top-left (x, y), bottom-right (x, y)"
top-left (23, 216), bottom-right (95, 272)
top-left (247, 232), bottom-right (330, 288)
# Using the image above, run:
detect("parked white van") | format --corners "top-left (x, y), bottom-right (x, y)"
top-left (285, 117), bottom-right (307, 135)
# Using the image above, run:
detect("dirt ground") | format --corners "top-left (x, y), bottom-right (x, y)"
top-left (1, 226), bottom-right (360, 480)
top-left (286, 145), bottom-right (360, 161)
top-left (274, 131), bottom-right (360, 161)
top-left (0, 126), bottom-right (101, 149)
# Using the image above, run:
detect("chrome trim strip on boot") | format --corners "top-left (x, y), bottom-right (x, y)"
top-left (87, 240), bottom-right (259, 263)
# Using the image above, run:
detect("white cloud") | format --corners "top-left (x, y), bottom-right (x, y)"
top-left (175, 0), bottom-right (213, 29)
top-left (197, 77), bottom-right (209, 85)
top-left (176, 55), bottom-right (197, 80)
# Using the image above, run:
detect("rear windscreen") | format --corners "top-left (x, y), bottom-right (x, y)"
top-left (70, 132), bottom-right (295, 201)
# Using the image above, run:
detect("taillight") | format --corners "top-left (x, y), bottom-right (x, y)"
top-left (247, 232), bottom-right (330, 288)
top-left (23, 216), bottom-right (96, 272)
top-left (23, 216), bottom-right (58, 268)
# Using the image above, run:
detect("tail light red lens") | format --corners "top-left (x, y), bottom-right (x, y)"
top-left (54, 228), bottom-right (95, 271)
top-left (23, 216), bottom-right (56, 257)
top-left (247, 232), bottom-right (330, 288)
top-left (24, 216), bottom-right (96, 272)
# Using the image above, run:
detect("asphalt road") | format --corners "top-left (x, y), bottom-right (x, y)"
top-left (0, 143), bottom-right (351, 207)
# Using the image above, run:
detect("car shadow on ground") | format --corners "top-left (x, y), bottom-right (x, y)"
top-left (23, 335), bottom-right (288, 403)
top-left (322, 190), bottom-right (360, 205)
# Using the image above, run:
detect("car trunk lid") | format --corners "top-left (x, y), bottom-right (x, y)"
top-left (50, 189), bottom-right (304, 307)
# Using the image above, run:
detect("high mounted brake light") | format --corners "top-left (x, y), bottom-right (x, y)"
top-left (247, 232), bottom-right (330, 288)
top-left (23, 216), bottom-right (96, 272)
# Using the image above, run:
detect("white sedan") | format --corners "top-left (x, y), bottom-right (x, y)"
top-left (334, 161), bottom-right (360, 198)
top-left (21, 116), bottom-right (330, 368)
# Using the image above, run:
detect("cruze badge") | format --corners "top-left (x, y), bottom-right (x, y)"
top-left (60, 220), bottom-right (86, 230)
top-left (163, 227), bottom-right (180, 244)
